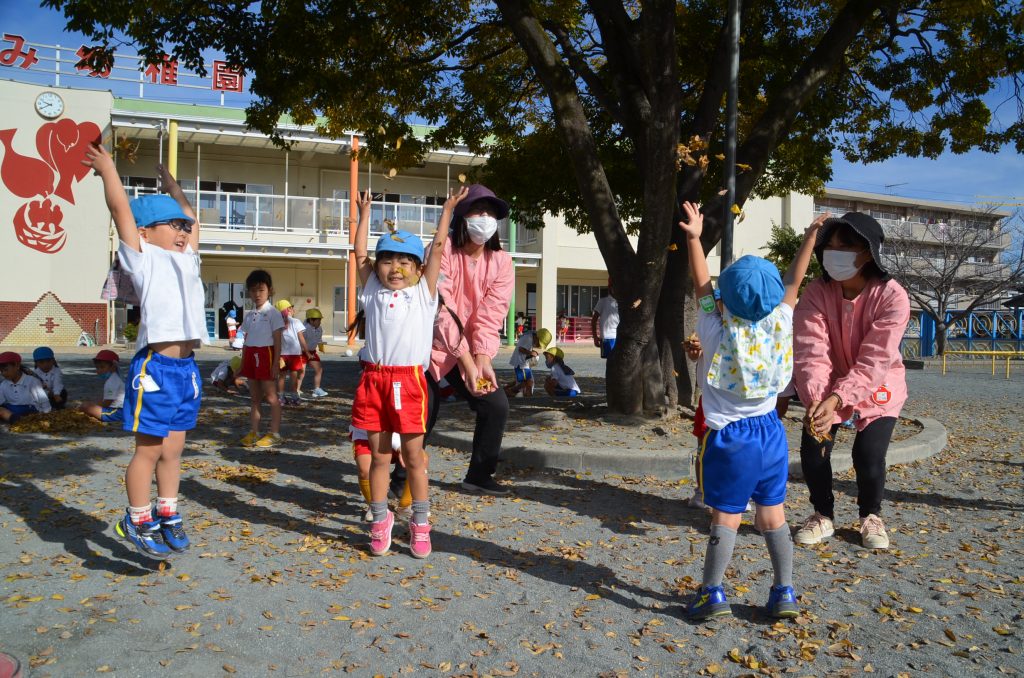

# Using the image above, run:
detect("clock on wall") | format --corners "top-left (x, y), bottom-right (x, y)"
top-left (34, 91), bottom-right (65, 119)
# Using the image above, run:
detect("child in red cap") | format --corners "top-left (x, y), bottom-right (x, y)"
top-left (0, 352), bottom-right (51, 423)
top-left (80, 350), bottom-right (125, 424)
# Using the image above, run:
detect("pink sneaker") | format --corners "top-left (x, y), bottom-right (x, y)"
top-left (369, 510), bottom-right (394, 556)
top-left (408, 521), bottom-right (432, 559)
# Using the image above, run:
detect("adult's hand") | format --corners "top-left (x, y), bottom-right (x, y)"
top-left (475, 354), bottom-right (498, 392)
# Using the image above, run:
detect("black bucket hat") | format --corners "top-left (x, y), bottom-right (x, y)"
top-left (814, 211), bottom-right (890, 278)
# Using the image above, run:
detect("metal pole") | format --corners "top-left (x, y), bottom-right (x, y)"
top-left (721, 0), bottom-right (740, 268)
top-left (347, 136), bottom-right (359, 347)
top-left (507, 219), bottom-right (517, 347)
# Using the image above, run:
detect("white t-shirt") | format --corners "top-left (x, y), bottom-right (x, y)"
top-left (550, 363), bottom-right (581, 393)
top-left (0, 373), bottom-right (51, 413)
top-left (34, 366), bottom-right (64, 395)
top-left (360, 275), bottom-right (438, 370)
top-left (303, 323), bottom-right (323, 351)
top-left (594, 296), bottom-right (619, 340)
top-left (240, 302), bottom-right (286, 347)
top-left (697, 303), bottom-right (793, 430)
top-left (103, 372), bottom-right (125, 409)
top-left (210, 360), bottom-right (231, 384)
top-left (281, 316), bottom-right (305, 356)
top-left (117, 241), bottom-right (208, 347)
top-left (509, 331), bottom-right (538, 368)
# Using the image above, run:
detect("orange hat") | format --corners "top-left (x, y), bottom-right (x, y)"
top-left (0, 351), bottom-right (21, 365)
top-left (93, 349), bottom-right (120, 363)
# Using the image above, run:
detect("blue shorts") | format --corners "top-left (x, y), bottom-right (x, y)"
top-left (2, 403), bottom-right (37, 422)
top-left (699, 410), bottom-right (788, 513)
top-left (514, 366), bottom-right (533, 383)
top-left (554, 388), bottom-right (579, 397)
top-left (100, 407), bottom-right (124, 424)
top-left (600, 338), bottom-right (616, 359)
top-left (123, 349), bottom-right (203, 438)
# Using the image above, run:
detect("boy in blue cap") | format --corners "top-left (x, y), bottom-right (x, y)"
top-left (352, 186), bottom-right (468, 559)
top-left (678, 201), bottom-right (827, 620)
top-left (83, 143), bottom-right (206, 560)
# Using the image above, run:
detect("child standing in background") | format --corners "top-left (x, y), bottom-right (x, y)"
top-left (275, 299), bottom-right (308, 406)
top-left (32, 346), bottom-right (66, 411)
top-left (80, 350), bottom-right (125, 424)
top-left (238, 270), bottom-right (285, 448)
top-left (0, 352), bottom-right (51, 423)
top-left (679, 200), bottom-right (825, 621)
top-left (225, 309), bottom-right (238, 344)
top-left (301, 308), bottom-right (329, 398)
top-left (83, 143), bottom-right (206, 560)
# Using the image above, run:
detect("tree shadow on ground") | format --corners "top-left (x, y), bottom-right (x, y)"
top-left (832, 478), bottom-right (1023, 513)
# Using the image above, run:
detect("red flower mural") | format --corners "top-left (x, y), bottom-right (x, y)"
top-left (0, 118), bottom-right (101, 254)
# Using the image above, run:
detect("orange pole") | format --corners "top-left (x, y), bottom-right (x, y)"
top-left (347, 136), bottom-right (359, 347)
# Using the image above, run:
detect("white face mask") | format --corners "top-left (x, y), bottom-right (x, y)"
top-left (465, 215), bottom-right (498, 245)
top-left (822, 249), bottom-right (863, 281)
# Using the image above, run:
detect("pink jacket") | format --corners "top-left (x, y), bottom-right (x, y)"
top-left (793, 277), bottom-right (910, 430)
top-left (430, 239), bottom-right (514, 381)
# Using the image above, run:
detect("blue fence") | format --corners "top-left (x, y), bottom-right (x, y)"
top-left (901, 309), bottom-right (1024, 357)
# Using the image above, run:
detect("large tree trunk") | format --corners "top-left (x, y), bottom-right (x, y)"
top-left (936, 322), bottom-right (948, 356)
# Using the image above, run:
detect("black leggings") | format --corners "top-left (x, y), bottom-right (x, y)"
top-left (426, 368), bottom-right (509, 483)
top-left (799, 416), bottom-right (897, 519)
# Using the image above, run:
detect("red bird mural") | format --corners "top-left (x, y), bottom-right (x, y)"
top-left (0, 127), bottom-right (55, 199)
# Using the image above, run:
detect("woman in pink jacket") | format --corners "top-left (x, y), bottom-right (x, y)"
top-left (427, 184), bottom-right (515, 495)
top-left (792, 212), bottom-right (910, 550)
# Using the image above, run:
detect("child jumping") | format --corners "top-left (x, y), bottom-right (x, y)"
top-left (678, 201), bottom-right (824, 620)
top-left (276, 299), bottom-right (308, 406)
top-left (505, 327), bottom-right (552, 397)
top-left (80, 350), bottom-right (125, 424)
top-left (32, 346), bottom-right (66, 410)
top-left (352, 185), bottom-right (467, 558)
top-left (238, 270), bottom-right (285, 448)
top-left (83, 144), bottom-right (206, 560)
top-left (0, 351), bottom-right (51, 423)
top-left (542, 347), bottom-right (581, 397)
top-left (301, 308), bottom-right (328, 398)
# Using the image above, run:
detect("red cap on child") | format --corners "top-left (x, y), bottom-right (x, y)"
top-left (0, 351), bottom-right (21, 364)
top-left (93, 350), bottom-right (120, 363)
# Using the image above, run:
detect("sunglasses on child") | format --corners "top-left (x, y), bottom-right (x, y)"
top-left (148, 219), bottom-right (193, 233)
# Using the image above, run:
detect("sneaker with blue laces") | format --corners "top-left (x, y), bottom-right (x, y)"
top-left (158, 513), bottom-right (191, 553)
top-left (115, 512), bottom-right (171, 559)
top-left (686, 585), bottom-right (731, 620)
top-left (766, 584), bottom-right (799, 618)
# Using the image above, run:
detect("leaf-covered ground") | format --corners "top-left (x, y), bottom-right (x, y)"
top-left (1, 351), bottom-right (1021, 676)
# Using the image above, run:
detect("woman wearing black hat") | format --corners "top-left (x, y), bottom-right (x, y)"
top-left (792, 212), bottom-right (911, 550)
top-left (425, 184), bottom-right (516, 495)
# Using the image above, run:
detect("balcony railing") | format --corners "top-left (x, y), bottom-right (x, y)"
top-left (125, 187), bottom-right (460, 240)
top-left (814, 209), bottom-right (1011, 250)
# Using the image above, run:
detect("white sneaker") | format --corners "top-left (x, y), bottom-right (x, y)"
top-left (312, 387), bottom-right (328, 398)
top-left (793, 513), bottom-right (835, 545)
top-left (363, 506), bottom-right (374, 522)
top-left (687, 493), bottom-right (708, 510)
top-left (859, 514), bottom-right (890, 549)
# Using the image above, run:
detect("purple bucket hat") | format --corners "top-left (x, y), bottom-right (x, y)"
top-left (453, 184), bottom-right (509, 220)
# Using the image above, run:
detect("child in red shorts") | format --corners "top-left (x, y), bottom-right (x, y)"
top-left (351, 186), bottom-right (468, 558)
top-left (238, 270), bottom-right (285, 448)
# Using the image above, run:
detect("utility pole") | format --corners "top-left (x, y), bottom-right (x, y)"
top-left (721, 0), bottom-right (740, 268)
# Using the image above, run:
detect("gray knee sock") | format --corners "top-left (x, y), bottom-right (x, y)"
top-left (762, 525), bottom-right (793, 587)
top-left (701, 524), bottom-right (737, 588)
top-left (370, 501), bottom-right (388, 523)
top-left (411, 499), bottom-right (430, 525)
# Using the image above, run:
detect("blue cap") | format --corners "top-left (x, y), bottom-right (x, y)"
top-left (718, 255), bottom-right (784, 321)
top-left (227, 309), bottom-right (236, 318)
top-left (375, 230), bottom-right (424, 262)
top-left (33, 346), bottom-right (55, 361)
top-left (130, 194), bottom-right (194, 229)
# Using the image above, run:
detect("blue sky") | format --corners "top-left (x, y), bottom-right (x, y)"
top-left (3, 3), bottom-right (1020, 213)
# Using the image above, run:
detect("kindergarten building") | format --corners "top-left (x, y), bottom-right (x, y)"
top-left (0, 36), bottom-right (821, 347)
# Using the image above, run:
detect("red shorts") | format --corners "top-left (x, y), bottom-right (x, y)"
top-left (241, 346), bottom-right (274, 381)
top-left (281, 354), bottom-right (305, 372)
top-left (306, 351), bottom-right (320, 362)
top-left (351, 363), bottom-right (428, 434)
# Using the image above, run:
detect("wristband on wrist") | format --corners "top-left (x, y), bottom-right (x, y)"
top-left (827, 392), bottom-right (843, 409)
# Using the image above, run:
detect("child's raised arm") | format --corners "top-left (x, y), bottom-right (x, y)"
top-left (781, 212), bottom-right (830, 308)
top-left (83, 142), bottom-right (139, 251)
top-left (678, 201), bottom-right (713, 303)
top-left (353, 190), bottom-right (374, 287)
top-left (425, 186), bottom-right (469, 296)
top-left (158, 163), bottom-right (199, 250)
